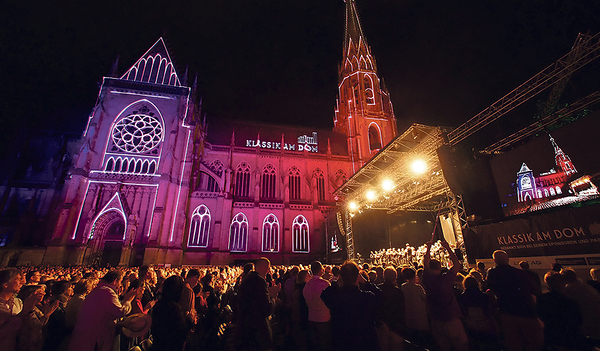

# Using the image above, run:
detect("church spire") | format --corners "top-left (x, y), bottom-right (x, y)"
top-left (344, 0), bottom-right (369, 58)
top-left (335, 0), bottom-right (397, 167)
top-left (550, 135), bottom-right (577, 175)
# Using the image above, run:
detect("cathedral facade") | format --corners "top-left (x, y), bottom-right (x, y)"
top-left (3, 0), bottom-right (397, 266)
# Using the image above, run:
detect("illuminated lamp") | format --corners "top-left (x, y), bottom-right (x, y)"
top-left (348, 201), bottom-right (358, 211)
top-left (411, 159), bottom-right (427, 174)
top-left (366, 190), bottom-right (376, 201)
top-left (382, 179), bottom-right (394, 192)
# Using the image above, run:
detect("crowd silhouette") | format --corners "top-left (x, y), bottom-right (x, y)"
top-left (2, 241), bottom-right (600, 351)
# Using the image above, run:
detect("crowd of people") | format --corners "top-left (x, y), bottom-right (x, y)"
top-left (1, 241), bottom-right (600, 351)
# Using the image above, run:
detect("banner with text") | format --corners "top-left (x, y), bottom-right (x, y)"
top-left (463, 203), bottom-right (600, 260)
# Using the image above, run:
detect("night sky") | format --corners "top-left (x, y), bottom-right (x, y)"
top-left (2, 0), bottom-right (600, 144)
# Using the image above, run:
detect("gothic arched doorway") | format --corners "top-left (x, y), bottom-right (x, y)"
top-left (89, 210), bottom-right (126, 267)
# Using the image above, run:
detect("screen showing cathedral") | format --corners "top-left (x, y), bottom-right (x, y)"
top-left (490, 111), bottom-right (600, 217)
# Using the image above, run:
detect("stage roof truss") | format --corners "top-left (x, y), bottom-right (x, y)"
top-left (335, 124), bottom-right (453, 214)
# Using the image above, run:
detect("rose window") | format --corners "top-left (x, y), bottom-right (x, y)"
top-left (111, 114), bottom-right (163, 153)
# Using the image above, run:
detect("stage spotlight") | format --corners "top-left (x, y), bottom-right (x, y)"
top-left (411, 159), bottom-right (427, 174)
top-left (366, 190), bottom-right (376, 201)
top-left (348, 201), bottom-right (358, 211)
top-left (382, 179), bottom-right (394, 191)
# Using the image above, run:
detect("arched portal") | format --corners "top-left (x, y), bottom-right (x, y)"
top-left (88, 210), bottom-right (127, 267)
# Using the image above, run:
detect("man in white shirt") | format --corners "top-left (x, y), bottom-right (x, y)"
top-left (303, 261), bottom-right (331, 351)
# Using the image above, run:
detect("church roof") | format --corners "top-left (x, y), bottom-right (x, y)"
top-left (120, 38), bottom-right (182, 87)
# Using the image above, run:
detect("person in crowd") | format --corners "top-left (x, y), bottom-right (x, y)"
top-left (467, 270), bottom-right (486, 292)
top-left (26, 271), bottom-right (41, 285)
top-left (44, 280), bottom-right (73, 351)
top-left (322, 266), bottom-right (332, 282)
top-left (235, 257), bottom-right (281, 351)
top-left (537, 271), bottom-right (588, 350)
top-left (373, 266), bottom-right (385, 285)
top-left (283, 266), bottom-right (299, 312)
top-left (289, 270), bottom-right (310, 351)
top-left (150, 275), bottom-right (192, 351)
top-left (121, 271), bottom-right (137, 297)
top-left (560, 268), bottom-right (600, 341)
top-left (476, 262), bottom-right (487, 280)
top-left (400, 267), bottom-right (429, 345)
top-left (457, 276), bottom-right (498, 349)
top-left (303, 261), bottom-right (331, 351)
top-left (519, 261), bottom-right (542, 296)
top-left (330, 266), bottom-right (340, 286)
top-left (587, 268), bottom-right (600, 296)
top-left (551, 262), bottom-right (563, 272)
top-left (486, 250), bottom-right (543, 351)
top-left (180, 268), bottom-right (200, 318)
top-left (17, 284), bottom-right (58, 351)
top-left (138, 265), bottom-right (155, 307)
top-left (67, 270), bottom-right (136, 351)
top-left (64, 279), bottom-right (94, 329)
top-left (127, 279), bottom-right (154, 315)
top-left (377, 267), bottom-right (405, 351)
top-left (320, 260), bottom-right (381, 351)
top-left (368, 270), bottom-right (377, 283)
top-left (422, 240), bottom-right (468, 351)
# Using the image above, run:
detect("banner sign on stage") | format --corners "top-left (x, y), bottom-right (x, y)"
top-left (463, 203), bottom-right (600, 261)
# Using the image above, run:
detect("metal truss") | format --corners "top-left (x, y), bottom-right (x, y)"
top-left (448, 32), bottom-right (600, 146)
top-left (336, 124), bottom-right (452, 214)
top-left (345, 211), bottom-right (355, 260)
top-left (483, 90), bottom-right (600, 154)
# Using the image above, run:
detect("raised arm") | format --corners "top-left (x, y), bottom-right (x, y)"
top-left (441, 240), bottom-right (461, 275)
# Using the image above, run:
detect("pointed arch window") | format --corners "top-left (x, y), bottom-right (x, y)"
top-left (288, 166), bottom-right (301, 201)
top-left (229, 212), bottom-right (248, 252)
top-left (262, 214), bottom-right (280, 252)
top-left (313, 168), bottom-right (326, 202)
top-left (106, 158), bottom-right (115, 172)
top-left (292, 215), bottom-right (310, 253)
top-left (261, 164), bottom-right (277, 199)
top-left (198, 172), bottom-right (220, 192)
top-left (364, 75), bottom-right (375, 105)
top-left (369, 124), bottom-right (382, 151)
top-left (335, 169), bottom-right (347, 189)
top-left (234, 162), bottom-right (251, 198)
top-left (188, 205), bottom-right (211, 248)
top-left (209, 160), bottom-right (225, 177)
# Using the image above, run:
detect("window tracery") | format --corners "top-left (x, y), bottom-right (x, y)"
top-left (188, 205), bottom-right (210, 247)
top-left (262, 214), bottom-right (280, 252)
top-left (292, 215), bottom-right (309, 253)
top-left (234, 162), bottom-right (251, 198)
top-left (288, 166), bottom-right (301, 201)
top-left (229, 212), bottom-right (248, 252)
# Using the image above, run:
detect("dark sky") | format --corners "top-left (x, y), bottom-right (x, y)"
top-left (2, 0), bottom-right (600, 141)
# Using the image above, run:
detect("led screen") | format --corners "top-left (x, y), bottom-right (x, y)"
top-left (490, 111), bottom-right (600, 217)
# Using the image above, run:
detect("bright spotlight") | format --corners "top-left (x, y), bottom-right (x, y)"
top-left (382, 179), bottom-right (394, 191)
top-left (411, 159), bottom-right (427, 174)
top-left (366, 190), bottom-right (376, 201)
top-left (348, 201), bottom-right (358, 211)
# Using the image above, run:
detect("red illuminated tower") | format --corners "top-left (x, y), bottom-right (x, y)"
top-left (334, 0), bottom-right (397, 171)
top-left (550, 135), bottom-right (577, 176)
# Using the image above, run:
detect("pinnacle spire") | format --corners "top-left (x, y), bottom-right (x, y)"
top-left (344, 0), bottom-right (369, 57)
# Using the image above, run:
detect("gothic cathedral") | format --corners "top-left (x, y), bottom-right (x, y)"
top-left (39, 0), bottom-right (398, 266)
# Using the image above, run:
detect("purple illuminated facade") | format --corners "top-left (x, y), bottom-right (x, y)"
top-left (1, 1), bottom-right (397, 266)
